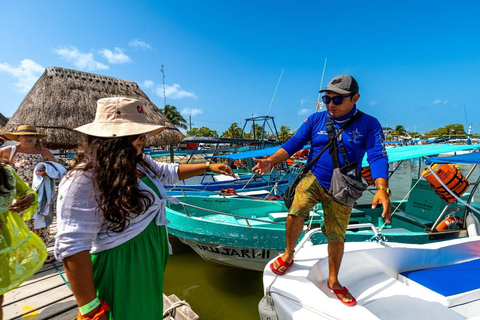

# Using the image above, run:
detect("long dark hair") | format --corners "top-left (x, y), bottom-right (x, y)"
top-left (0, 160), bottom-right (14, 196)
top-left (70, 135), bottom-right (154, 233)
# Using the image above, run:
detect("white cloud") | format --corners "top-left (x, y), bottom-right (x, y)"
top-left (300, 98), bottom-right (312, 106)
top-left (298, 108), bottom-right (310, 116)
top-left (157, 83), bottom-right (197, 99)
top-left (368, 100), bottom-right (380, 107)
top-left (142, 80), bottom-right (154, 89)
top-left (0, 59), bottom-right (44, 93)
top-left (99, 48), bottom-right (131, 64)
top-left (430, 99), bottom-right (449, 106)
top-left (53, 45), bottom-right (108, 71)
top-left (128, 39), bottom-right (151, 50)
top-left (182, 107), bottom-right (203, 117)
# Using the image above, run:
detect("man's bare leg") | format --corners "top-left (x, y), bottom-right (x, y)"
top-left (272, 215), bottom-right (304, 273)
top-left (327, 240), bottom-right (353, 303)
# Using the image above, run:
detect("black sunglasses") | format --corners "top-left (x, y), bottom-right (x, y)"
top-left (322, 95), bottom-right (353, 105)
top-left (131, 132), bottom-right (149, 140)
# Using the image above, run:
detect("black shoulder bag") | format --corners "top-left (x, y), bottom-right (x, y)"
top-left (327, 112), bottom-right (367, 206)
top-left (283, 111), bottom-right (364, 209)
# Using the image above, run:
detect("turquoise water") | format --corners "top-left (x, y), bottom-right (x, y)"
top-left (163, 160), bottom-right (479, 320)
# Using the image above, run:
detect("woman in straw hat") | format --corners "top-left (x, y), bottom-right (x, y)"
top-left (54, 97), bottom-right (234, 320)
top-left (0, 125), bottom-right (58, 263)
top-left (0, 160), bottom-right (48, 319)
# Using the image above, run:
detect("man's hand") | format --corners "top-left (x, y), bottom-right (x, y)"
top-left (9, 194), bottom-right (35, 212)
top-left (371, 191), bottom-right (391, 223)
top-left (252, 158), bottom-right (272, 175)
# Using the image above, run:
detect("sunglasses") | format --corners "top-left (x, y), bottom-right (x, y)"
top-left (132, 132), bottom-right (149, 140)
top-left (322, 95), bottom-right (353, 105)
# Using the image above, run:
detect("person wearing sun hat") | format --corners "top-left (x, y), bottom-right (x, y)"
top-left (1, 124), bottom-right (58, 263)
top-left (54, 97), bottom-right (234, 320)
top-left (253, 74), bottom-right (390, 307)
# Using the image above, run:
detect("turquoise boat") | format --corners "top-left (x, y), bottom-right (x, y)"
top-left (166, 144), bottom-right (480, 271)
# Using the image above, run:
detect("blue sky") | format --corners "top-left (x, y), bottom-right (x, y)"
top-left (1, 1), bottom-right (479, 135)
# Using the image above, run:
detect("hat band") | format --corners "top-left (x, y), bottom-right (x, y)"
top-left (17, 129), bottom-right (39, 134)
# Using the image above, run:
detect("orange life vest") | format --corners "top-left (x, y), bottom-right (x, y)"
top-left (219, 188), bottom-right (237, 195)
top-left (422, 164), bottom-right (470, 203)
top-left (361, 166), bottom-right (374, 186)
top-left (286, 159), bottom-right (295, 166)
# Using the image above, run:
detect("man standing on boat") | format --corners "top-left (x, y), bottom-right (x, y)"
top-left (252, 74), bottom-right (391, 307)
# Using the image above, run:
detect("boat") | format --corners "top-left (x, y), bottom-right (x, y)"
top-left (260, 226), bottom-right (480, 319)
top-left (166, 144), bottom-right (480, 271)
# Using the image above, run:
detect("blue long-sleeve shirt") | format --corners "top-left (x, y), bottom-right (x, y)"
top-left (282, 106), bottom-right (388, 189)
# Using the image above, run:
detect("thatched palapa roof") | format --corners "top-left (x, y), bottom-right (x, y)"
top-left (0, 67), bottom-right (184, 149)
top-left (0, 112), bottom-right (8, 127)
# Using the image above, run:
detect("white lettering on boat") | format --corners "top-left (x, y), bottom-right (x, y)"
top-left (196, 244), bottom-right (271, 259)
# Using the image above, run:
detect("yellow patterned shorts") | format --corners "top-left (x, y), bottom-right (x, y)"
top-left (289, 171), bottom-right (352, 242)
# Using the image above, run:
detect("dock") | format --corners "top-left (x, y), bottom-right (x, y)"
top-left (3, 223), bottom-right (199, 320)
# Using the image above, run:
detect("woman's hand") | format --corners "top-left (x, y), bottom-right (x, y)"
top-left (9, 194), bottom-right (35, 212)
top-left (209, 163), bottom-right (235, 178)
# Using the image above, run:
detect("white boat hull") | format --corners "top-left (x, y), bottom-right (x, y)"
top-left (177, 238), bottom-right (283, 271)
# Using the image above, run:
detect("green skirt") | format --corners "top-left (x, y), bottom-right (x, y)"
top-left (91, 221), bottom-right (169, 320)
top-left (0, 210), bottom-right (48, 295)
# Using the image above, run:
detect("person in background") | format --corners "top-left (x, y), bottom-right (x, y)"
top-left (55, 97), bottom-right (235, 320)
top-left (253, 74), bottom-right (391, 307)
top-left (1, 125), bottom-right (58, 263)
top-left (0, 160), bottom-right (47, 319)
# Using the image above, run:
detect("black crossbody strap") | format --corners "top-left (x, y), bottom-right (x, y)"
top-left (302, 111), bottom-right (364, 174)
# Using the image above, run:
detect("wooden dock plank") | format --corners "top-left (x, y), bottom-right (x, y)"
top-left (3, 285), bottom-right (73, 320)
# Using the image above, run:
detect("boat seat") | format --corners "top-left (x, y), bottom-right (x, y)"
top-left (268, 211), bottom-right (321, 223)
top-left (393, 211), bottom-right (434, 227)
top-left (399, 258), bottom-right (480, 308)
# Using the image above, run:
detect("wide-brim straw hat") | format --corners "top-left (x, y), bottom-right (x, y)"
top-left (5, 125), bottom-right (48, 141)
top-left (74, 97), bottom-right (165, 138)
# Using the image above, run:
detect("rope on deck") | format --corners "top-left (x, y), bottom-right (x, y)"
top-left (163, 300), bottom-right (192, 319)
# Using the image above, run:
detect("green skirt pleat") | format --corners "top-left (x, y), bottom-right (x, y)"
top-left (91, 221), bottom-right (169, 320)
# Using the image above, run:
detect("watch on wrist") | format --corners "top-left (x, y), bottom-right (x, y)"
top-left (377, 186), bottom-right (391, 197)
top-left (205, 161), bottom-right (211, 172)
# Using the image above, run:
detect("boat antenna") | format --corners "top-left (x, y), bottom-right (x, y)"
top-left (161, 64), bottom-right (167, 107)
top-left (266, 68), bottom-right (284, 116)
top-left (316, 58), bottom-right (328, 112)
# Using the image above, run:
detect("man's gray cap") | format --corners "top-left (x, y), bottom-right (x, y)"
top-left (319, 74), bottom-right (359, 95)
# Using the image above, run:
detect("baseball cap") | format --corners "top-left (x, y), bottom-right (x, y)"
top-left (319, 74), bottom-right (359, 95)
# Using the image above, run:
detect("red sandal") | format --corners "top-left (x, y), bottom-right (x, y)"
top-left (329, 286), bottom-right (356, 307)
top-left (269, 256), bottom-right (294, 275)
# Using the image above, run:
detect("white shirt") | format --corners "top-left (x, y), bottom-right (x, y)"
top-left (54, 155), bottom-right (179, 260)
